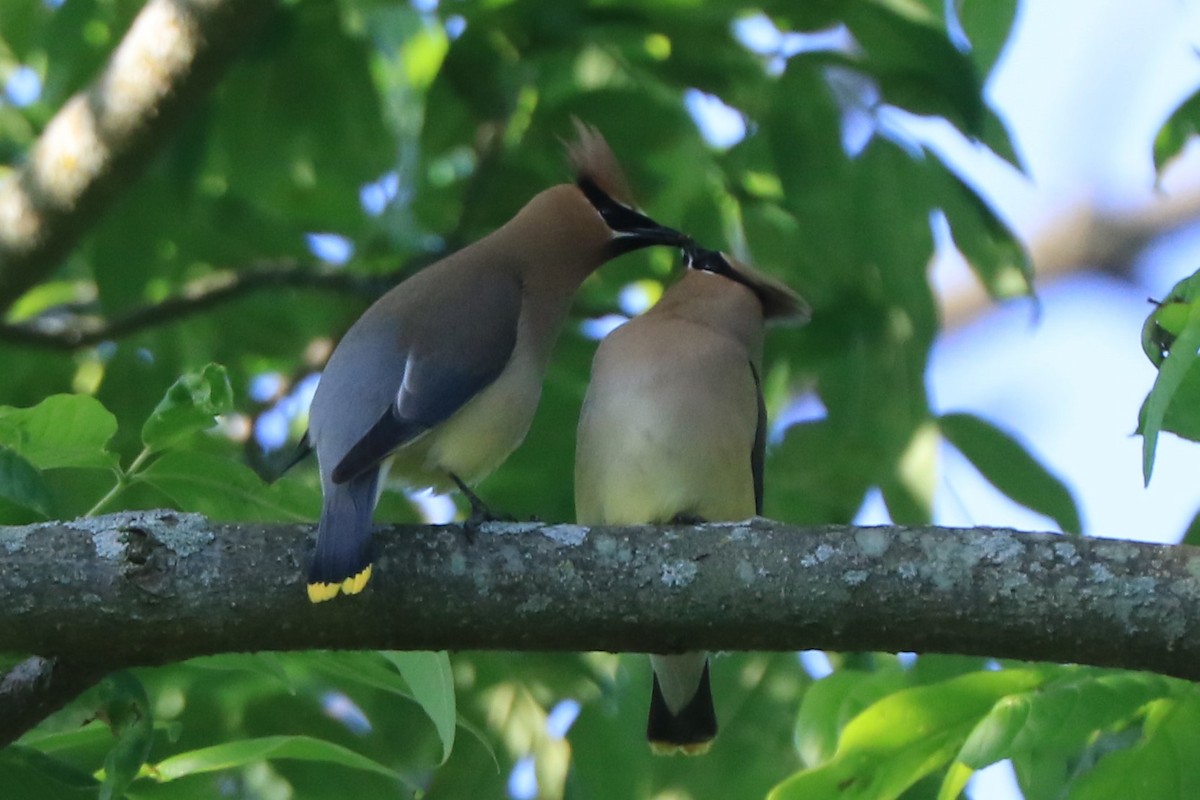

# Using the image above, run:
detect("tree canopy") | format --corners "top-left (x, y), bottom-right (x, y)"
top-left (3, 0), bottom-right (1200, 798)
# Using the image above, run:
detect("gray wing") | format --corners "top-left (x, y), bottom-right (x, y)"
top-left (749, 361), bottom-right (765, 515)
top-left (331, 273), bottom-right (522, 484)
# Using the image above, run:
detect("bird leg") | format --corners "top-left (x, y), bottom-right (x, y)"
top-left (669, 512), bottom-right (708, 526)
top-left (449, 473), bottom-right (512, 541)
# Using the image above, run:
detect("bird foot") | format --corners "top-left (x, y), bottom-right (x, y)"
top-left (669, 512), bottom-right (708, 525)
top-left (450, 473), bottom-right (512, 543)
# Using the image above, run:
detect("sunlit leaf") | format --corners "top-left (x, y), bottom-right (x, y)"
top-left (769, 669), bottom-right (1049, 800)
top-left (147, 736), bottom-right (401, 782)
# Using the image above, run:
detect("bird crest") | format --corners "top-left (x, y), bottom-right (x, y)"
top-left (566, 119), bottom-right (637, 209)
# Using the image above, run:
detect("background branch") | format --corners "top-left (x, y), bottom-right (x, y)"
top-left (0, 260), bottom-right (398, 349)
top-left (0, 657), bottom-right (107, 749)
top-left (2, 511), bottom-right (1198, 744)
top-left (0, 0), bottom-right (277, 312)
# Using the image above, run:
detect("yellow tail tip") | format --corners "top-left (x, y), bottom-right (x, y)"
top-left (306, 565), bottom-right (373, 604)
top-left (649, 740), bottom-right (714, 757)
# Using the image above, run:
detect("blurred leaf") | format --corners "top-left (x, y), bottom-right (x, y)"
top-left (795, 668), bottom-right (912, 768)
top-left (769, 669), bottom-right (1049, 800)
top-left (1138, 297), bottom-right (1200, 484)
top-left (0, 447), bottom-right (53, 518)
top-left (1154, 87), bottom-right (1200, 174)
top-left (135, 452), bottom-right (318, 522)
top-left (304, 651), bottom-right (493, 766)
top-left (147, 736), bottom-right (402, 783)
top-left (958, 670), bottom-right (1173, 770)
top-left (184, 653), bottom-right (294, 691)
top-left (956, 0), bottom-right (1020, 79)
top-left (1183, 507), bottom-right (1200, 546)
top-left (140, 365), bottom-right (234, 454)
top-left (930, 155), bottom-right (1033, 299)
top-left (977, 100), bottom-right (1027, 174)
top-left (570, 653), bottom-right (804, 799)
top-left (939, 412), bottom-right (1082, 534)
top-left (843, 1), bottom-right (984, 135)
top-left (1069, 693), bottom-right (1200, 800)
top-left (0, 746), bottom-right (99, 799)
top-left (0, 394), bottom-right (118, 470)
top-left (937, 760), bottom-right (973, 800)
top-left (381, 651), bottom-right (456, 764)
top-left (97, 672), bottom-right (154, 800)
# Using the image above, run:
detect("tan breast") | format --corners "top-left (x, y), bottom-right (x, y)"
top-left (575, 315), bottom-right (760, 525)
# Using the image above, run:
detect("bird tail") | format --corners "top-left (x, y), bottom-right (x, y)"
top-left (646, 653), bottom-right (718, 755)
top-left (307, 470), bottom-right (379, 603)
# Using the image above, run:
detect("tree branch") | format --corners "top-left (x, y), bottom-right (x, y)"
top-left (0, 261), bottom-right (397, 350)
top-left (0, 657), bottom-right (108, 749)
top-left (3, 512), bottom-right (1198, 727)
top-left (0, 0), bottom-right (277, 312)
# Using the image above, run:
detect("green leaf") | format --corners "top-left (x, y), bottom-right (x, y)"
top-left (937, 760), bottom-right (974, 800)
top-left (1154, 88), bottom-right (1200, 173)
top-left (1183, 508), bottom-right (1200, 546)
top-left (956, 0), bottom-right (1020, 79)
top-left (0, 446), bottom-right (53, 518)
top-left (843, 1), bottom-right (985, 136)
top-left (795, 668), bottom-right (912, 769)
top-left (381, 651), bottom-right (457, 764)
top-left (0, 394), bottom-right (118, 470)
top-left (939, 412), bottom-right (1082, 534)
top-left (958, 670), bottom-right (1173, 770)
top-left (930, 153), bottom-right (1032, 299)
top-left (97, 672), bottom-right (154, 800)
top-left (1069, 693), bottom-right (1200, 800)
top-left (1141, 270), bottom-right (1200, 366)
top-left (147, 736), bottom-right (401, 783)
top-left (184, 653), bottom-right (294, 691)
top-left (768, 669), bottom-right (1049, 800)
top-left (140, 365), bottom-right (234, 453)
top-left (135, 451), bottom-right (318, 522)
top-left (0, 745), bottom-right (100, 799)
top-left (1139, 298), bottom-right (1200, 484)
top-left (305, 652), bottom-right (495, 769)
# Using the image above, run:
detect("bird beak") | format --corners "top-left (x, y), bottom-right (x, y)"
top-left (608, 210), bottom-right (690, 256)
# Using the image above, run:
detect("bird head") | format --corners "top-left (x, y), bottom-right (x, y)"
top-left (566, 120), bottom-right (689, 256)
top-left (683, 245), bottom-right (810, 323)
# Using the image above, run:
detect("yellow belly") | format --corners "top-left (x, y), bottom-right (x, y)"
top-left (389, 350), bottom-right (543, 492)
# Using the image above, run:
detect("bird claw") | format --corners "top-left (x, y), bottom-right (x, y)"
top-left (450, 473), bottom-right (512, 543)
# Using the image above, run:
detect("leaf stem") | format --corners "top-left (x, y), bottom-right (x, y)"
top-left (84, 447), bottom-right (154, 517)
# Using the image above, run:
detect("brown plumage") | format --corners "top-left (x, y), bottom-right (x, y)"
top-left (304, 125), bottom-right (685, 603)
top-left (575, 248), bottom-right (805, 753)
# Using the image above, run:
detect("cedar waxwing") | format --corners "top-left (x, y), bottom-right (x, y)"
top-left (303, 123), bottom-right (686, 603)
top-left (575, 247), bottom-right (807, 754)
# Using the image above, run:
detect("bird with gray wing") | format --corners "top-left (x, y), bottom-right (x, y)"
top-left (302, 122), bottom-right (686, 603)
top-left (575, 246), bottom-right (807, 753)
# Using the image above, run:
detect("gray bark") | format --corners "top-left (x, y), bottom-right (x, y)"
top-left (2, 511), bottom-right (1197, 667)
top-left (3, 511), bottom-right (1198, 744)
top-left (0, 0), bottom-right (276, 310)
